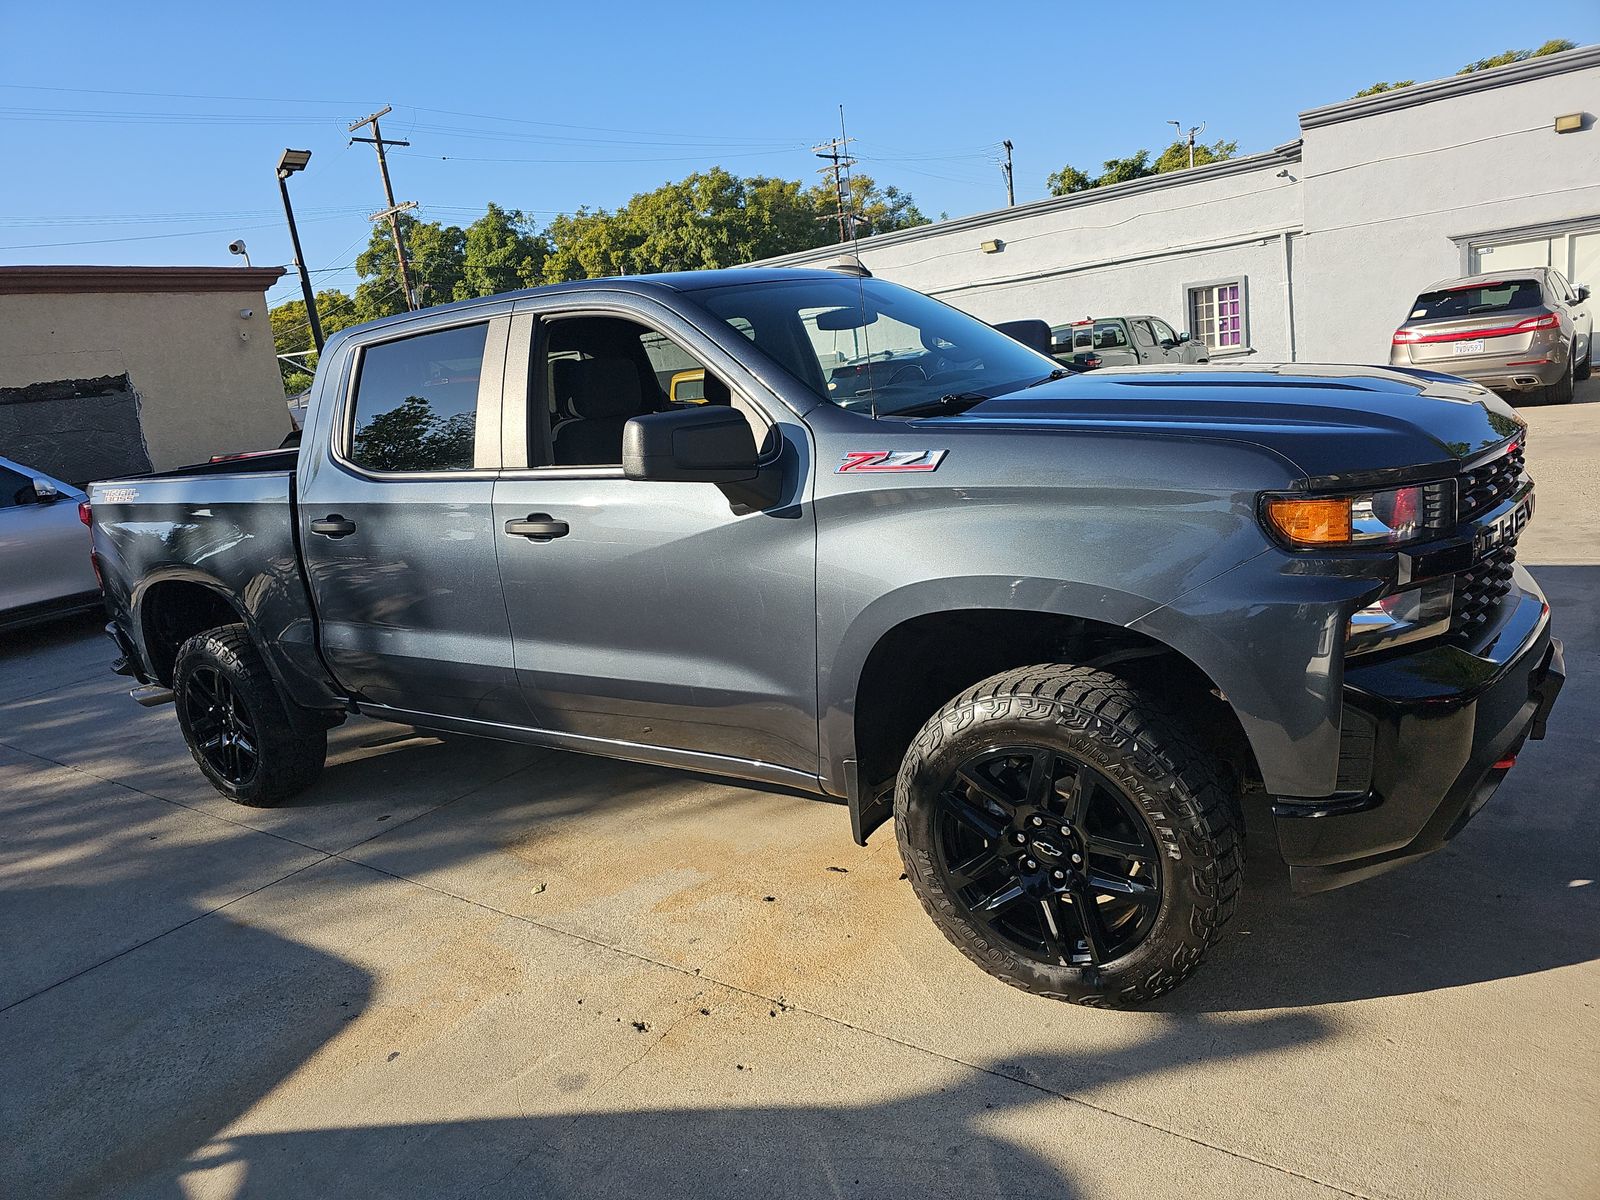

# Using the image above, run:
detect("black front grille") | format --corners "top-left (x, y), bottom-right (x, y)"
top-left (1451, 543), bottom-right (1517, 640)
top-left (1459, 440), bottom-right (1525, 522)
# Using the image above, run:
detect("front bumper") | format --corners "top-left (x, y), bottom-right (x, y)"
top-left (1274, 573), bottom-right (1564, 891)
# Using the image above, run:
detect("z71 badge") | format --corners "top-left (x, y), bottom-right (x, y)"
top-left (837, 449), bottom-right (948, 474)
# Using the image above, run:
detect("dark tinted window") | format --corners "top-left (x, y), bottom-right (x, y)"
top-left (0, 465), bottom-right (29, 508)
top-left (349, 323), bottom-right (489, 472)
top-left (1410, 279), bottom-right (1544, 320)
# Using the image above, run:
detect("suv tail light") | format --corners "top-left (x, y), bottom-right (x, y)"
top-left (1394, 312), bottom-right (1560, 345)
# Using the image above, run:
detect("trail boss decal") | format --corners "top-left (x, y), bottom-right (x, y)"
top-left (837, 449), bottom-right (948, 474)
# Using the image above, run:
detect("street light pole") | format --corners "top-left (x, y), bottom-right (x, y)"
top-left (275, 149), bottom-right (324, 352)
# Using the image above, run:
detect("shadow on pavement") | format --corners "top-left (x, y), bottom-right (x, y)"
top-left (94, 1019), bottom-right (1330, 1198)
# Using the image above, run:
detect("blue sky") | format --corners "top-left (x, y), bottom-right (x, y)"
top-left (2, 1), bottom-right (1594, 309)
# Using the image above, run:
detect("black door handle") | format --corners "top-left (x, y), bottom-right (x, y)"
top-left (309, 515), bottom-right (357, 538)
top-left (504, 514), bottom-right (569, 542)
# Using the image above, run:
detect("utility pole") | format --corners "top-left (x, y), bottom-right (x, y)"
top-left (1166, 119), bottom-right (1206, 169)
top-left (349, 106), bottom-right (419, 310)
top-left (1001, 139), bottom-right (1015, 206)
top-left (813, 107), bottom-right (857, 244)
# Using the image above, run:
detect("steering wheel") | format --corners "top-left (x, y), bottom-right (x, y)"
top-left (886, 363), bottom-right (928, 387)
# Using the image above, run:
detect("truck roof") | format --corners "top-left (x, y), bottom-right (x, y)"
top-left (327, 267), bottom-right (844, 344)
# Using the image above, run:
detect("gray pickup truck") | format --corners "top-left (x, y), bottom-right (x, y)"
top-left (89, 268), bottom-right (1564, 1007)
top-left (1051, 315), bottom-right (1211, 371)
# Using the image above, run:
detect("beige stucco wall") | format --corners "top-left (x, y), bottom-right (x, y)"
top-left (0, 286), bottom-right (290, 470)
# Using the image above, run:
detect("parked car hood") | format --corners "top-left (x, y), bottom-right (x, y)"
top-left (941, 363), bottom-right (1525, 484)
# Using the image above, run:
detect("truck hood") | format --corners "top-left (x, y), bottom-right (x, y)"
top-left (942, 364), bottom-right (1524, 483)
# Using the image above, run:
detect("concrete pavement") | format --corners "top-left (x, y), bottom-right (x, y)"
top-left (1, 386), bottom-right (1596, 1199)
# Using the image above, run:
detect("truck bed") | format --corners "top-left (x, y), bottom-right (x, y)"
top-left (88, 456), bottom-right (336, 710)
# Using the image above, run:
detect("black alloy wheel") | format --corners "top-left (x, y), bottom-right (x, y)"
top-left (933, 746), bottom-right (1160, 969)
top-left (181, 663), bottom-right (260, 786)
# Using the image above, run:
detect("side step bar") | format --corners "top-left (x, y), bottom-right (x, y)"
top-left (131, 685), bottom-right (175, 708)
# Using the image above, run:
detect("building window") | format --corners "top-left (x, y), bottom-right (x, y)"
top-left (1187, 278), bottom-right (1248, 353)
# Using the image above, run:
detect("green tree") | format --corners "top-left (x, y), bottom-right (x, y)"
top-left (1353, 79), bottom-right (1414, 97)
top-left (1045, 164), bottom-right (1095, 195)
top-left (540, 167), bottom-right (927, 282)
top-left (1458, 38), bottom-right (1575, 73)
top-left (269, 287), bottom-right (360, 396)
top-left (1153, 137), bottom-right (1238, 173)
top-left (1354, 38), bottom-right (1575, 97)
top-left (1046, 138), bottom-right (1236, 196)
top-left (354, 212), bottom-right (466, 321)
top-left (458, 203), bottom-right (549, 299)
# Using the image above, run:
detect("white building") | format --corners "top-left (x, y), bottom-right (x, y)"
top-left (757, 44), bottom-right (1600, 366)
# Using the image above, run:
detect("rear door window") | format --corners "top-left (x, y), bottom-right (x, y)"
top-left (1409, 280), bottom-right (1544, 320)
top-left (1093, 321), bottom-right (1127, 349)
top-left (348, 323), bottom-right (489, 473)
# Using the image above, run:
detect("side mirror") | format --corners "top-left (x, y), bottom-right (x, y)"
top-left (623, 406), bottom-right (779, 509)
top-left (1176, 331), bottom-right (1191, 343)
top-left (29, 478), bottom-right (65, 503)
top-left (1576, 284), bottom-right (1590, 303)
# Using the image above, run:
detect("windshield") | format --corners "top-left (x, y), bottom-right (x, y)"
top-left (688, 275), bottom-right (1060, 416)
top-left (1410, 278), bottom-right (1544, 321)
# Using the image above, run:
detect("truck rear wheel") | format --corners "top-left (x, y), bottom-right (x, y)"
top-left (173, 624), bottom-right (327, 807)
top-left (894, 665), bottom-right (1241, 1007)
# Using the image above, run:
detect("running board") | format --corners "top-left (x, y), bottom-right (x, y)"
top-left (131, 685), bottom-right (175, 708)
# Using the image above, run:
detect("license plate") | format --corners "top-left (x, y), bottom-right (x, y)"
top-left (1452, 340), bottom-right (1486, 356)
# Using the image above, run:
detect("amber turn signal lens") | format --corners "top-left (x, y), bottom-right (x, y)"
top-left (1264, 497), bottom-right (1352, 545)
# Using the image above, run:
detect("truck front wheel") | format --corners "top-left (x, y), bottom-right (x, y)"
top-left (894, 665), bottom-right (1242, 1007)
top-left (173, 624), bottom-right (327, 806)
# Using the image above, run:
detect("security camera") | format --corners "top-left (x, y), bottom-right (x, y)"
top-left (228, 239), bottom-right (247, 256)
top-left (239, 308), bottom-right (254, 320)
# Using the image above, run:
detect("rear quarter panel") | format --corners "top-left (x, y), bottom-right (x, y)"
top-left (90, 470), bottom-right (338, 708)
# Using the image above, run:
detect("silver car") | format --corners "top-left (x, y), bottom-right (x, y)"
top-left (0, 456), bottom-right (100, 630)
top-left (1390, 268), bottom-right (1592, 404)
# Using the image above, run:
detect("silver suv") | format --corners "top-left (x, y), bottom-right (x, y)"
top-left (1391, 268), bottom-right (1592, 404)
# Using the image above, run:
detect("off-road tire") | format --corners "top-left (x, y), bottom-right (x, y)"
top-left (173, 624), bottom-right (327, 806)
top-left (894, 665), bottom-right (1242, 1008)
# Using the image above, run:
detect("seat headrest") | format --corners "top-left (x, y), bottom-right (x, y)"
top-left (702, 371), bottom-right (731, 407)
top-left (566, 359), bottom-right (643, 420)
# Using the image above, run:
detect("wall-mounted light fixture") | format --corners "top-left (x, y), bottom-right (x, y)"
top-left (980, 239), bottom-right (1004, 254)
top-left (1554, 112), bottom-right (1585, 133)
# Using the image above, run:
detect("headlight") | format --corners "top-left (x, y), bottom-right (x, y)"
top-left (1346, 577), bottom-right (1454, 656)
top-left (1262, 481), bottom-right (1453, 549)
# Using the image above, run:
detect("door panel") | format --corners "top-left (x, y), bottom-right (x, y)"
top-left (491, 302), bottom-right (818, 775)
top-left (298, 314), bottom-right (528, 722)
top-left (492, 474), bottom-right (818, 771)
top-left (0, 497), bottom-right (97, 612)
